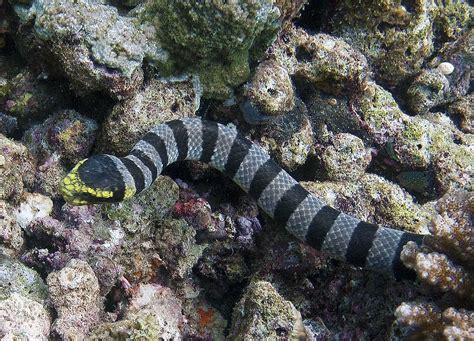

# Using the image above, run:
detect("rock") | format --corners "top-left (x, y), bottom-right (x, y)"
top-left (89, 283), bottom-right (184, 339)
top-left (0, 293), bottom-right (51, 340)
top-left (0, 255), bottom-right (48, 304)
top-left (97, 76), bottom-right (201, 154)
top-left (0, 134), bottom-right (36, 202)
top-left (14, 0), bottom-right (165, 98)
top-left (141, 0), bottom-right (281, 99)
top-left (47, 259), bottom-right (102, 339)
top-left (23, 109), bottom-right (98, 165)
top-left (321, 133), bottom-right (372, 181)
top-left (0, 201), bottom-right (24, 256)
top-left (229, 281), bottom-right (307, 340)
top-left (243, 59), bottom-right (295, 117)
top-left (14, 192), bottom-right (53, 230)
top-left (270, 25), bottom-right (369, 95)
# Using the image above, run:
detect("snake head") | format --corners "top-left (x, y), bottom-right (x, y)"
top-left (60, 155), bottom-right (133, 205)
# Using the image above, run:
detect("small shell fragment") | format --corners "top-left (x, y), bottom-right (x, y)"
top-left (437, 62), bottom-right (454, 75)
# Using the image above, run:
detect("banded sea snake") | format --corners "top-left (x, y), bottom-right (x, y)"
top-left (61, 118), bottom-right (425, 280)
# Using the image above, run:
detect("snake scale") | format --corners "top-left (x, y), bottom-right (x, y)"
top-left (61, 118), bottom-right (425, 280)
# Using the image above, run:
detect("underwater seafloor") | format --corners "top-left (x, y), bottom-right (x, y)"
top-left (0, 0), bottom-right (473, 340)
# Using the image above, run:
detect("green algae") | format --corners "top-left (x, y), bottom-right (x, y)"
top-left (140, 0), bottom-right (280, 99)
top-left (0, 255), bottom-right (48, 304)
top-left (229, 281), bottom-right (307, 340)
top-left (89, 313), bottom-right (162, 340)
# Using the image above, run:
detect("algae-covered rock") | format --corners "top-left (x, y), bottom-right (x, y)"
top-left (23, 109), bottom-right (99, 165)
top-left (0, 134), bottom-right (36, 202)
top-left (97, 76), bottom-right (201, 154)
top-left (432, 1), bottom-right (473, 43)
top-left (243, 59), bottom-right (295, 117)
top-left (126, 284), bottom-right (183, 338)
top-left (331, 1), bottom-right (472, 88)
top-left (0, 255), bottom-right (48, 304)
top-left (33, 153), bottom-right (68, 199)
top-left (154, 218), bottom-right (206, 279)
top-left (0, 293), bottom-right (51, 341)
top-left (331, 0), bottom-right (434, 87)
top-left (0, 70), bottom-right (68, 126)
top-left (302, 173), bottom-right (431, 234)
top-left (47, 259), bottom-right (102, 339)
top-left (448, 94), bottom-right (473, 134)
top-left (305, 90), bottom-right (367, 142)
top-left (357, 82), bottom-right (455, 168)
top-left (89, 313), bottom-right (162, 340)
top-left (433, 143), bottom-right (473, 194)
top-left (25, 204), bottom-right (125, 294)
top-left (14, 0), bottom-right (166, 98)
top-left (406, 68), bottom-right (450, 115)
top-left (229, 281), bottom-right (307, 340)
top-left (321, 133), bottom-right (372, 181)
top-left (257, 100), bottom-right (313, 171)
top-left (270, 25), bottom-right (369, 95)
top-left (429, 29), bottom-right (473, 103)
top-left (0, 201), bottom-right (24, 256)
top-left (141, 0), bottom-right (281, 99)
top-left (90, 283), bottom-right (184, 339)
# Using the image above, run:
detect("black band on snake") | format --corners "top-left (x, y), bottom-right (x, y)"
top-left (60, 118), bottom-right (425, 280)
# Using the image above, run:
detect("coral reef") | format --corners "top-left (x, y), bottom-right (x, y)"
top-left (395, 190), bottom-right (473, 338)
top-left (13, 0), bottom-right (165, 98)
top-left (0, 201), bottom-right (24, 256)
top-left (140, 0), bottom-right (281, 99)
top-left (47, 259), bottom-right (103, 339)
top-left (395, 303), bottom-right (474, 339)
top-left (0, 0), bottom-right (472, 339)
top-left (0, 255), bottom-right (48, 303)
top-left (0, 293), bottom-right (51, 340)
top-left (0, 134), bottom-right (36, 202)
top-left (229, 281), bottom-right (307, 340)
top-left (97, 76), bottom-right (201, 154)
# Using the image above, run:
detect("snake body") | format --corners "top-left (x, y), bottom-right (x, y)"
top-left (61, 118), bottom-right (424, 280)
